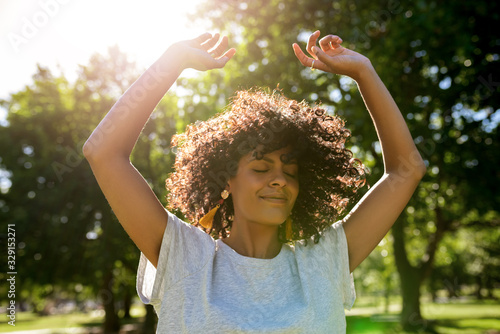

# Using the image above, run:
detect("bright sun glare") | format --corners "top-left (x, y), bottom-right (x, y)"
top-left (1, 0), bottom-right (209, 99)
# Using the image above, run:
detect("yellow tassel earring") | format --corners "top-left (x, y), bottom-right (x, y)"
top-left (285, 216), bottom-right (293, 240)
top-left (199, 189), bottom-right (229, 229)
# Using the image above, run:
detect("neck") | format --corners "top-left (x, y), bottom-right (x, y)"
top-left (222, 219), bottom-right (282, 259)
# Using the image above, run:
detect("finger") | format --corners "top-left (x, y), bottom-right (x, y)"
top-left (293, 43), bottom-right (327, 71)
top-left (213, 48), bottom-right (237, 68)
top-left (306, 30), bottom-right (321, 59)
top-left (292, 43), bottom-right (313, 67)
top-left (293, 43), bottom-right (332, 72)
top-left (319, 35), bottom-right (343, 51)
top-left (222, 48), bottom-right (237, 60)
top-left (209, 35), bottom-right (229, 58)
top-left (316, 39), bottom-right (345, 58)
top-left (201, 33), bottom-right (220, 51)
top-left (311, 46), bottom-right (335, 71)
top-left (191, 33), bottom-right (212, 46)
top-left (200, 47), bottom-right (236, 70)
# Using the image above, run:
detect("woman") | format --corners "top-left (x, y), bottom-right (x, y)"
top-left (83, 31), bottom-right (426, 333)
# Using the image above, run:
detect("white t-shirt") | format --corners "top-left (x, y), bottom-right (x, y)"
top-left (137, 210), bottom-right (355, 333)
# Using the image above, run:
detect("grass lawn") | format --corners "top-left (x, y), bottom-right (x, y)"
top-left (1, 300), bottom-right (499, 333)
top-left (346, 299), bottom-right (500, 333)
top-left (0, 307), bottom-right (144, 333)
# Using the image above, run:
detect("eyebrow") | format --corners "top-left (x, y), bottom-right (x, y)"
top-left (248, 156), bottom-right (298, 165)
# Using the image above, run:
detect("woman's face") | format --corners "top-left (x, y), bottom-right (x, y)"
top-left (227, 145), bottom-right (299, 227)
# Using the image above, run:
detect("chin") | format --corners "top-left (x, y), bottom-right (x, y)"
top-left (256, 214), bottom-right (288, 226)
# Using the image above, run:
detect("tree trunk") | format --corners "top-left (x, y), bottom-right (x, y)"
top-left (399, 268), bottom-right (426, 330)
top-left (142, 304), bottom-right (157, 334)
top-left (475, 274), bottom-right (484, 299)
top-left (429, 275), bottom-right (438, 303)
top-left (392, 205), bottom-right (450, 332)
top-left (392, 216), bottom-right (424, 331)
top-left (446, 281), bottom-right (458, 299)
top-left (101, 270), bottom-right (120, 333)
top-left (123, 287), bottom-right (132, 319)
top-left (485, 271), bottom-right (496, 299)
top-left (384, 275), bottom-right (391, 313)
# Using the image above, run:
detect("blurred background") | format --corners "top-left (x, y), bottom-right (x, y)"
top-left (0, 0), bottom-right (499, 333)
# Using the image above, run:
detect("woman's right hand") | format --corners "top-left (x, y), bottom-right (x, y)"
top-left (166, 33), bottom-right (236, 72)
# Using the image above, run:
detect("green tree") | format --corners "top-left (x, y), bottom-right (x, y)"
top-left (0, 46), bottom-right (182, 332)
top-left (191, 0), bottom-right (500, 330)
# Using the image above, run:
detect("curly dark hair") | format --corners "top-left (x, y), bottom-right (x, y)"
top-left (165, 88), bottom-right (366, 244)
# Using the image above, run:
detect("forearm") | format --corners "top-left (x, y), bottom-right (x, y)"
top-left (83, 49), bottom-right (182, 161)
top-left (355, 63), bottom-right (426, 177)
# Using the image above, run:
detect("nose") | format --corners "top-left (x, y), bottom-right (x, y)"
top-left (269, 170), bottom-right (287, 187)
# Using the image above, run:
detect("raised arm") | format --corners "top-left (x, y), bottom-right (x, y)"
top-left (293, 30), bottom-right (426, 273)
top-left (83, 33), bottom-right (235, 268)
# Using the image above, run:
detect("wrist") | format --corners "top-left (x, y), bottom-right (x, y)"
top-left (158, 44), bottom-right (187, 74)
top-left (353, 59), bottom-right (376, 83)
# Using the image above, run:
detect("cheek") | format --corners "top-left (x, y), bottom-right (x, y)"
top-left (231, 174), bottom-right (261, 203)
top-left (289, 181), bottom-right (300, 208)
top-left (291, 179), bottom-right (300, 197)
top-left (244, 172), bottom-right (268, 188)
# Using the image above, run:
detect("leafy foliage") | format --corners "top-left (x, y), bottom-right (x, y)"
top-left (0, 1), bottom-right (498, 331)
top-left (190, 0), bottom-right (500, 328)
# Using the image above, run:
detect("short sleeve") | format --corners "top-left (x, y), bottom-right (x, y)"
top-left (136, 210), bottom-right (215, 311)
top-left (317, 221), bottom-right (356, 310)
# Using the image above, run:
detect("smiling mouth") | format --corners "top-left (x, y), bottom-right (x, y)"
top-left (260, 197), bottom-right (287, 204)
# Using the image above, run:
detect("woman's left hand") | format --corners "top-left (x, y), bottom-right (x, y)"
top-left (292, 30), bottom-right (372, 81)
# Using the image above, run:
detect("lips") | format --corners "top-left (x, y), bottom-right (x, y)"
top-left (260, 193), bottom-right (288, 204)
top-left (260, 193), bottom-right (288, 200)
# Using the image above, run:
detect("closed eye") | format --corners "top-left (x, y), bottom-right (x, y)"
top-left (253, 169), bottom-right (297, 178)
top-left (253, 169), bottom-right (268, 173)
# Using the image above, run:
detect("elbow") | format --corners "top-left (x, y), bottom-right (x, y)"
top-left (387, 153), bottom-right (427, 181)
top-left (412, 153), bottom-right (427, 180)
top-left (82, 139), bottom-right (94, 160)
top-left (416, 161), bottom-right (427, 180)
top-left (82, 139), bottom-right (103, 164)
top-left (82, 138), bottom-right (128, 165)
top-left (410, 162), bottom-right (427, 183)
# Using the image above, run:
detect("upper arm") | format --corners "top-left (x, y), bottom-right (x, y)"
top-left (85, 155), bottom-right (168, 268)
top-left (342, 172), bottom-right (424, 273)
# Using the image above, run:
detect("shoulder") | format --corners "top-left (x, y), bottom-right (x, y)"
top-left (160, 211), bottom-right (216, 272)
top-left (163, 212), bottom-right (215, 248)
top-left (292, 221), bottom-right (349, 272)
top-left (295, 221), bottom-right (345, 250)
